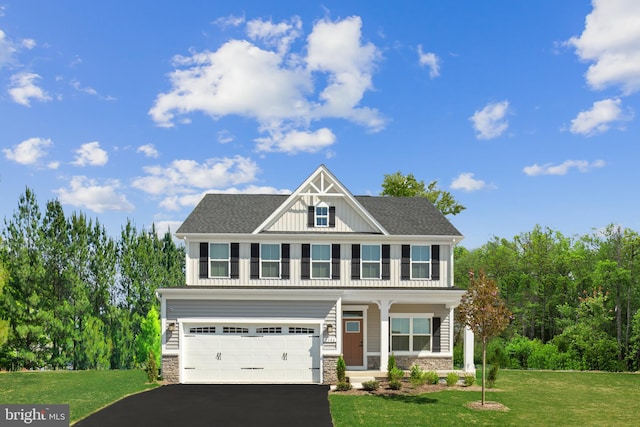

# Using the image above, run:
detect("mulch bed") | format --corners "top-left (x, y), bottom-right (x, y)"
top-left (332, 380), bottom-right (509, 411)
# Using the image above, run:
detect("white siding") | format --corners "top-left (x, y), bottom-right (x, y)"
top-left (186, 242), bottom-right (453, 288)
top-left (266, 196), bottom-right (378, 233)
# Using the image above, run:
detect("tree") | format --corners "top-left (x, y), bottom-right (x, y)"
top-left (380, 172), bottom-right (465, 216)
top-left (0, 247), bottom-right (9, 347)
top-left (458, 270), bottom-right (511, 405)
top-left (135, 306), bottom-right (161, 368)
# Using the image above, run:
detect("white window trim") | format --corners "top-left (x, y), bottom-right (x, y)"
top-left (410, 244), bottom-right (432, 280)
top-left (311, 243), bottom-right (331, 279)
top-left (361, 244), bottom-right (382, 280)
top-left (315, 202), bottom-right (329, 228)
top-left (260, 243), bottom-right (281, 279)
top-left (389, 313), bottom-right (434, 355)
top-left (209, 242), bottom-right (230, 279)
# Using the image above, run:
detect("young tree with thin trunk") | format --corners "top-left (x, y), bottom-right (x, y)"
top-left (458, 270), bottom-right (511, 405)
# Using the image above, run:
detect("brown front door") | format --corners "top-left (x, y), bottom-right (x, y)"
top-left (343, 319), bottom-right (363, 366)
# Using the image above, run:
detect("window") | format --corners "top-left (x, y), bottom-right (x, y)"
top-left (210, 243), bottom-right (230, 278)
top-left (411, 245), bottom-right (431, 279)
top-left (189, 326), bottom-right (215, 334)
top-left (390, 316), bottom-right (431, 353)
top-left (223, 326), bottom-right (248, 334)
top-left (315, 204), bottom-right (329, 227)
top-left (361, 245), bottom-right (381, 279)
top-left (261, 244), bottom-right (280, 278)
top-left (311, 244), bottom-right (331, 278)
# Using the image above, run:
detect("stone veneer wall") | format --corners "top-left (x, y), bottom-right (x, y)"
top-left (394, 356), bottom-right (452, 371)
top-left (323, 355), bottom-right (339, 384)
top-left (162, 355), bottom-right (179, 384)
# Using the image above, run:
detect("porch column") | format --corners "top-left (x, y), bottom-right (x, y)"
top-left (463, 325), bottom-right (475, 374)
top-left (377, 299), bottom-right (391, 372)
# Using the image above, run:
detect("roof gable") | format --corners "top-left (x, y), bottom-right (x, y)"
top-left (253, 165), bottom-right (388, 235)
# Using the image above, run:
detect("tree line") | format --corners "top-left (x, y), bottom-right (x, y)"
top-left (0, 189), bottom-right (184, 370)
top-left (455, 224), bottom-right (640, 371)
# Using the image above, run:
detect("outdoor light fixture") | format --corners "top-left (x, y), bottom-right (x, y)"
top-left (326, 324), bottom-right (335, 334)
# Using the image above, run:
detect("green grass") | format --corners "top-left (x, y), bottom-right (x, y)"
top-left (0, 370), bottom-right (158, 424)
top-left (330, 370), bottom-right (640, 426)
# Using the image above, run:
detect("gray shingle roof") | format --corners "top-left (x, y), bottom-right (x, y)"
top-left (176, 194), bottom-right (462, 236)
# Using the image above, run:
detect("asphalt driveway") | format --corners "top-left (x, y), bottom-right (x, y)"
top-left (74, 384), bottom-right (333, 427)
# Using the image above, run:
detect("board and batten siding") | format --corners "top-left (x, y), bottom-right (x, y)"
top-left (164, 299), bottom-right (337, 351)
top-left (187, 242), bottom-right (452, 288)
top-left (266, 197), bottom-right (378, 233)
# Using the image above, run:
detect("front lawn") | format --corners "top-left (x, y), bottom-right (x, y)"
top-left (0, 370), bottom-right (157, 424)
top-left (330, 370), bottom-right (640, 426)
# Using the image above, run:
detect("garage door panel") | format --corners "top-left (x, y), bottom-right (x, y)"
top-left (182, 324), bottom-right (320, 384)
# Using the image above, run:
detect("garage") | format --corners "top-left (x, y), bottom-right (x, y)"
top-left (181, 323), bottom-right (321, 384)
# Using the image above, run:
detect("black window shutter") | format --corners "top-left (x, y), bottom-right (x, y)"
top-left (351, 244), bottom-right (360, 279)
top-left (401, 245), bottom-right (410, 280)
top-left (431, 245), bottom-right (440, 280)
top-left (382, 244), bottom-right (390, 280)
top-left (250, 243), bottom-right (259, 279)
top-left (281, 244), bottom-right (290, 279)
top-left (199, 242), bottom-right (209, 279)
top-left (301, 244), bottom-right (310, 279)
top-left (230, 243), bottom-right (240, 279)
top-left (329, 206), bottom-right (336, 228)
top-left (432, 317), bottom-right (441, 352)
top-left (307, 206), bottom-right (315, 227)
top-left (332, 244), bottom-right (340, 280)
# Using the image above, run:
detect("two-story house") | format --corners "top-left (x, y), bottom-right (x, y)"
top-left (158, 165), bottom-right (475, 384)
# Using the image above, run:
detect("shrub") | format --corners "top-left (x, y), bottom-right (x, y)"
top-left (335, 381), bottom-right (352, 391)
top-left (425, 370), bottom-right (439, 385)
top-left (361, 380), bottom-right (380, 391)
top-left (146, 350), bottom-right (158, 383)
top-left (464, 374), bottom-right (475, 387)
top-left (387, 353), bottom-right (397, 381)
top-left (388, 366), bottom-right (404, 382)
top-left (388, 380), bottom-right (402, 390)
top-left (409, 364), bottom-right (427, 387)
top-left (336, 355), bottom-right (346, 383)
top-left (446, 372), bottom-right (459, 387)
top-left (487, 364), bottom-right (499, 388)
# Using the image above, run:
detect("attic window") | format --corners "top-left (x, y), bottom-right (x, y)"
top-left (315, 203), bottom-right (329, 227)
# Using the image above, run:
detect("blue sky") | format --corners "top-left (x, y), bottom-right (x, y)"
top-left (1, 0), bottom-right (639, 249)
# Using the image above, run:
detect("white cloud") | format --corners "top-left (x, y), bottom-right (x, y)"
top-left (417, 44), bottom-right (440, 78)
top-left (3, 137), bottom-right (52, 165)
top-left (47, 161), bottom-right (60, 170)
top-left (246, 16), bottom-right (301, 55)
top-left (137, 144), bottom-right (159, 158)
top-left (570, 98), bottom-right (631, 136)
top-left (149, 15), bottom-right (384, 154)
top-left (132, 155), bottom-right (260, 197)
top-left (523, 159), bottom-right (605, 176)
top-left (21, 38), bottom-right (36, 50)
top-left (0, 29), bottom-right (17, 68)
top-left (217, 130), bottom-right (234, 144)
top-left (153, 220), bottom-right (183, 237)
top-left (70, 79), bottom-right (116, 101)
top-left (72, 141), bottom-right (108, 166)
top-left (212, 14), bottom-right (245, 28)
top-left (568, 0), bottom-right (640, 94)
top-left (8, 72), bottom-right (52, 106)
top-left (56, 176), bottom-right (134, 213)
top-left (450, 172), bottom-right (487, 192)
top-left (470, 100), bottom-right (510, 139)
top-left (255, 128), bottom-right (336, 153)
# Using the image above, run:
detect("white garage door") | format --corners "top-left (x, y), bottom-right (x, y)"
top-left (182, 324), bottom-right (321, 384)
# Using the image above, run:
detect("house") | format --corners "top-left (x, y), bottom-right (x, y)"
top-left (158, 165), bottom-right (475, 384)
